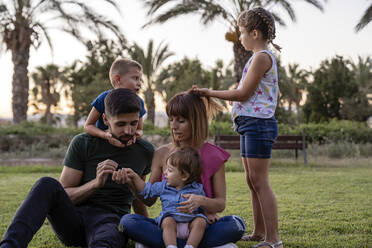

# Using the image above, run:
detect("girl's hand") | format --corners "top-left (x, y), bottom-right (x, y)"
top-left (104, 131), bottom-right (125, 148)
top-left (192, 85), bottom-right (211, 97)
top-left (177, 194), bottom-right (203, 213)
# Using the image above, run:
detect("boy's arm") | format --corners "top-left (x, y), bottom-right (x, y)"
top-left (84, 107), bottom-right (107, 139)
top-left (85, 107), bottom-right (125, 148)
top-left (135, 117), bottom-right (144, 138)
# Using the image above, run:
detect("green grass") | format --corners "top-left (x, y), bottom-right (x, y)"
top-left (0, 163), bottom-right (371, 248)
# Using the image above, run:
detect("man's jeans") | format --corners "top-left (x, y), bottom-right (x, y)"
top-left (0, 177), bottom-right (126, 248)
top-left (120, 214), bottom-right (246, 247)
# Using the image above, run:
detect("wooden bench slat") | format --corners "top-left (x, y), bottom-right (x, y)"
top-left (273, 143), bottom-right (307, 149)
top-left (217, 135), bottom-right (303, 142)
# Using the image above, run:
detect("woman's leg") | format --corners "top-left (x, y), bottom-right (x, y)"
top-left (247, 158), bottom-right (282, 247)
top-left (199, 215), bottom-right (245, 247)
top-left (120, 214), bottom-right (165, 247)
top-left (242, 157), bottom-right (265, 239)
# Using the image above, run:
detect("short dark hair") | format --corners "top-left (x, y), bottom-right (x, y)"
top-left (167, 147), bottom-right (203, 184)
top-left (104, 88), bottom-right (141, 117)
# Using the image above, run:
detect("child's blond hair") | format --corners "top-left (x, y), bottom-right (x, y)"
top-left (237, 7), bottom-right (282, 52)
top-left (109, 58), bottom-right (142, 87)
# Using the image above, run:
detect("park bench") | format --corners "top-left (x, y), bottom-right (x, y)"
top-left (214, 130), bottom-right (307, 165)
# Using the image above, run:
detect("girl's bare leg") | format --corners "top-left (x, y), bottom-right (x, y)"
top-left (161, 217), bottom-right (177, 247)
top-left (247, 158), bottom-right (282, 247)
top-left (242, 157), bottom-right (265, 239)
top-left (186, 217), bottom-right (207, 247)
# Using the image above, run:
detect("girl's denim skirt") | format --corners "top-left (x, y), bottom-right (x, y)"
top-left (234, 115), bottom-right (278, 158)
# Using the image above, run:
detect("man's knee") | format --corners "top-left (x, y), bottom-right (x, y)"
top-left (34, 177), bottom-right (62, 191)
top-left (89, 226), bottom-right (127, 248)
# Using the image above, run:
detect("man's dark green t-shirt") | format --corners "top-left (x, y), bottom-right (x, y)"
top-left (63, 133), bottom-right (154, 215)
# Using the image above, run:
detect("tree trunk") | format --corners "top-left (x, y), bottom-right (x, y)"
top-left (295, 100), bottom-right (300, 125)
top-left (233, 42), bottom-right (253, 83)
top-left (45, 104), bottom-right (52, 125)
top-left (11, 49), bottom-right (30, 124)
top-left (145, 88), bottom-right (155, 124)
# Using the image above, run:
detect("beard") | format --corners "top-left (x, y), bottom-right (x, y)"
top-left (112, 133), bottom-right (134, 145)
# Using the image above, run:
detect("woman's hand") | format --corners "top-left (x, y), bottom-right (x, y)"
top-left (205, 212), bottom-right (220, 224)
top-left (177, 194), bottom-right (204, 213)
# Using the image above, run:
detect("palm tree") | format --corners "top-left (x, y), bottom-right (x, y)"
top-left (128, 39), bottom-right (174, 124)
top-left (141, 0), bottom-right (325, 82)
top-left (0, 0), bottom-right (125, 124)
top-left (287, 63), bottom-right (308, 125)
top-left (355, 3), bottom-right (372, 32)
top-left (31, 64), bottom-right (63, 125)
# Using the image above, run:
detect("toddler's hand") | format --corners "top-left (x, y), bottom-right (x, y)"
top-left (104, 132), bottom-right (125, 148)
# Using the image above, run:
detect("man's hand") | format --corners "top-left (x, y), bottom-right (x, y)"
top-left (95, 159), bottom-right (118, 188)
top-left (112, 168), bottom-right (137, 185)
top-left (104, 131), bottom-right (125, 148)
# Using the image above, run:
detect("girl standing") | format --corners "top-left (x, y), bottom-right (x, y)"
top-left (194, 7), bottom-right (283, 248)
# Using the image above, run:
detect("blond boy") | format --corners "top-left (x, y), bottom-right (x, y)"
top-left (84, 58), bottom-right (146, 147)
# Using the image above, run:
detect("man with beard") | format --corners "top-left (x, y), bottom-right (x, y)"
top-left (0, 88), bottom-right (154, 248)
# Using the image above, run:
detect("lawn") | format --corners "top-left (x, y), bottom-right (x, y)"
top-left (0, 161), bottom-right (371, 248)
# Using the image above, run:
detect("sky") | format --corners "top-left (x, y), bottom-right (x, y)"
top-left (0, 0), bottom-right (371, 119)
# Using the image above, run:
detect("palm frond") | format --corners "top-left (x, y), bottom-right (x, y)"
top-left (355, 3), bottom-right (372, 32)
top-left (154, 42), bottom-right (174, 69)
top-left (144, 2), bottom-right (199, 26)
top-left (33, 21), bottom-right (54, 56)
top-left (272, 0), bottom-right (296, 22)
top-left (144, 0), bottom-right (173, 16)
top-left (300, 0), bottom-right (325, 12)
top-left (270, 12), bottom-right (286, 27)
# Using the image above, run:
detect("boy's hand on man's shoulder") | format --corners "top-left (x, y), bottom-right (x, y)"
top-left (104, 131), bottom-right (125, 148)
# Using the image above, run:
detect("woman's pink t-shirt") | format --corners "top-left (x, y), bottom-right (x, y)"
top-left (199, 142), bottom-right (230, 198)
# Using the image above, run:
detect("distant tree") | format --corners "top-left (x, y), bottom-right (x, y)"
top-left (287, 63), bottom-right (308, 125)
top-left (341, 56), bottom-right (372, 121)
top-left (275, 56), bottom-right (291, 124)
top-left (0, 0), bottom-right (125, 124)
top-left (63, 40), bottom-right (125, 126)
top-left (141, 0), bottom-right (325, 82)
top-left (128, 40), bottom-right (174, 124)
top-left (30, 64), bottom-right (64, 125)
top-left (355, 3), bottom-right (372, 32)
top-left (156, 57), bottom-right (210, 103)
top-left (303, 56), bottom-right (358, 122)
